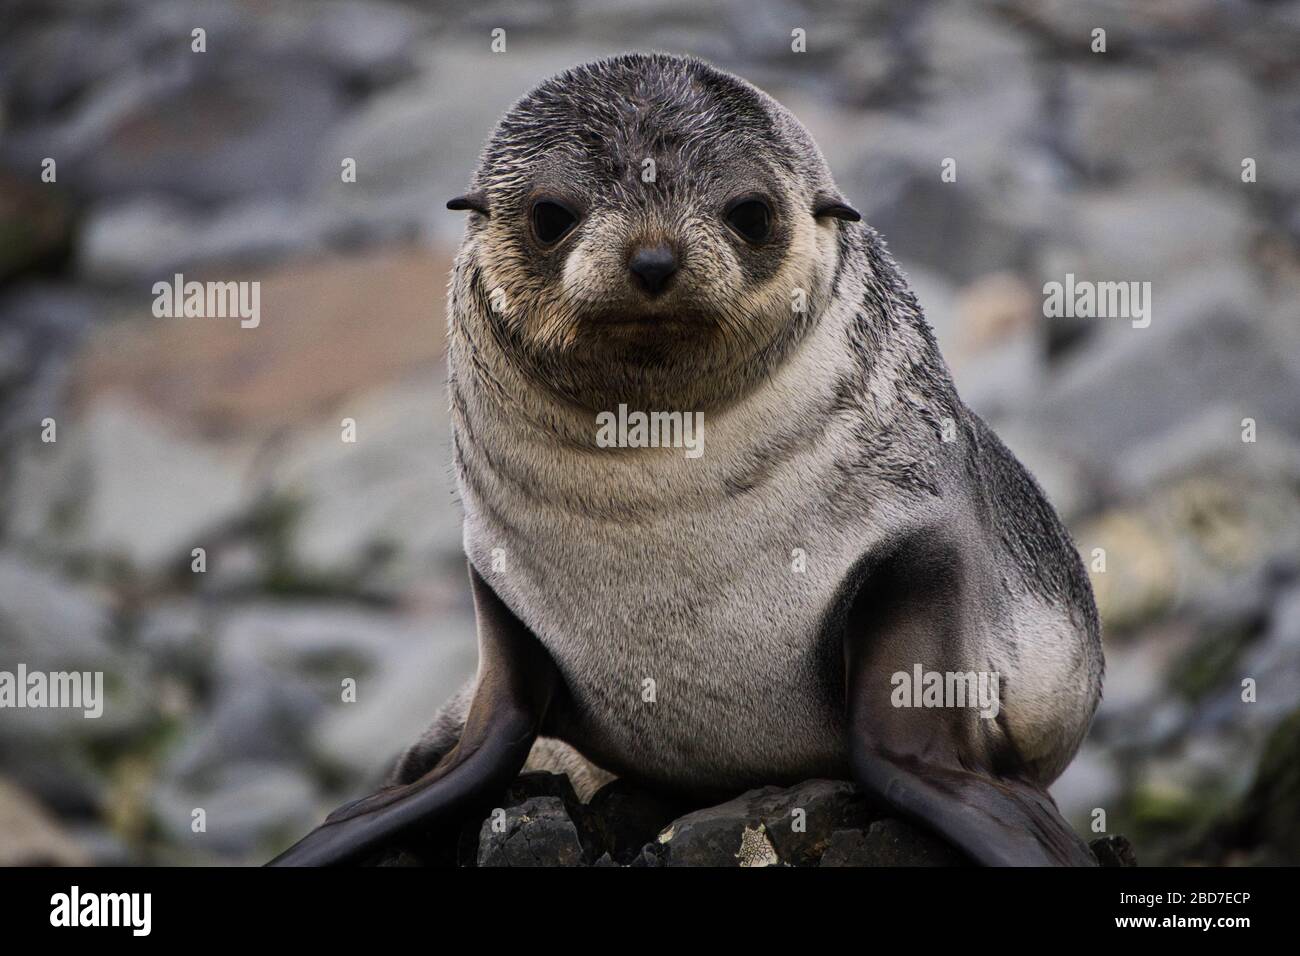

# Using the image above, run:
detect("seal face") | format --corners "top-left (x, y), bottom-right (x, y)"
top-left (452, 53), bottom-right (859, 413)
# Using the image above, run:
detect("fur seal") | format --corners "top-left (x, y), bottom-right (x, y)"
top-left (271, 52), bottom-right (1103, 866)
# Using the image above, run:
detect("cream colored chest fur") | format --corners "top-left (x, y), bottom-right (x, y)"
top-left (462, 433), bottom-right (872, 790)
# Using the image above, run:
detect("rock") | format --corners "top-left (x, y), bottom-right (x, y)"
top-left (0, 551), bottom-right (113, 671)
top-left (70, 246), bottom-right (451, 439)
top-left (210, 602), bottom-right (476, 781)
top-left (1073, 509), bottom-right (1177, 632)
top-left (585, 779), bottom-right (688, 865)
top-left (64, 824), bottom-right (133, 867)
top-left (953, 273), bottom-right (1039, 355)
top-left (628, 843), bottom-right (665, 867)
top-left (7, 398), bottom-right (255, 573)
top-left (259, 0), bottom-right (424, 88)
top-left (820, 819), bottom-right (967, 866)
top-left (1179, 708), bottom-right (1300, 865)
top-left (952, 331), bottom-right (1044, 423)
top-left (657, 780), bottom-right (876, 867)
top-left (1226, 582), bottom-right (1300, 729)
top-left (0, 778), bottom-right (89, 866)
top-left (318, 43), bottom-right (616, 246)
top-left (78, 195), bottom-right (328, 283)
top-left (265, 378), bottom-right (464, 594)
top-left (0, 549), bottom-right (161, 821)
top-left (153, 761), bottom-right (319, 860)
top-left (74, 64), bottom-right (347, 208)
top-left (1062, 59), bottom-right (1264, 182)
top-left (393, 773), bottom-right (1125, 866)
top-left (853, 154), bottom-right (1033, 284)
top-left (477, 797), bottom-right (588, 867)
top-left (1113, 405), bottom-right (1300, 501)
top-left (164, 673), bottom-right (321, 785)
top-left (1068, 185), bottom-right (1251, 284)
top-left (134, 599), bottom-right (214, 679)
top-left (1076, 477), bottom-right (1300, 635)
top-left (1089, 835), bottom-right (1138, 868)
top-left (829, 35), bottom-right (910, 110)
top-left (0, 169), bottom-right (74, 283)
top-left (1052, 743), bottom-right (1122, 826)
top-left (0, 284), bottom-right (97, 457)
top-left (312, 617), bottom-right (477, 780)
top-left (917, 2), bottom-right (1036, 99)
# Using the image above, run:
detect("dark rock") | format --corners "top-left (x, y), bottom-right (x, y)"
top-left (628, 842), bottom-right (666, 867)
top-left (852, 157), bottom-right (1032, 284)
top-left (585, 778), bottom-right (689, 864)
top-left (0, 171), bottom-right (74, 283)
top-left (821, 819), bottom-right (969, 866)
top-left (1090, 835), bottom-right (1139, 868)
top-left (818, 829), bottom-right (872, 866)
top-left (659, 779), bottom-right (878, 867)
top-left (1187, 708), bottom-right (1300, 865)
top-left (376, 773), bottom-right (1124, 866)
top-left (476, 796), bottom-right (587, 868)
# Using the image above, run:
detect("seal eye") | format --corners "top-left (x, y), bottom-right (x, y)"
top-left (725, 198), bottom-right (772, 243)
top-left (531, 200), bottom-right (578, 245)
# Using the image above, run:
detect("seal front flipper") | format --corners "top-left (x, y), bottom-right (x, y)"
top-left (266, 564), bottom-right (557, 866)
top-left (839, 532), bottom-right (1097, 867)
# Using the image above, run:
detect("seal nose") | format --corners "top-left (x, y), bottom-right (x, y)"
top-left (628, 244), bottom-right (679, 296)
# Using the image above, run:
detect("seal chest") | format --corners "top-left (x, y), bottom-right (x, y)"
top-left (465, 457), bottom-right (860, 793)
top-left (458, 351), bottom-right (882, 792)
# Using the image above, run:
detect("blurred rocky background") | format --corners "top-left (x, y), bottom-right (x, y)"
top-left (0, 0), bottom-right (1297, 865)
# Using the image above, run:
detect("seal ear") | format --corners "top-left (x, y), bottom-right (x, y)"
top-left (813, 194), bottom-right (861, 222)
top-left (447, 191), bottom-right (490, 217)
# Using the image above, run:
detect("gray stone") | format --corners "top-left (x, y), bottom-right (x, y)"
top-left (165, 673), bottom-right (321, 784)
top-left (78, 195), bottom-right (328, 283)
top-left (0, 551), bottom-right (113, 671)
top-left (259, 0), bottom-right (424, 86)
top-left (207, 601), bottom-right (476, 779)
top-left (264, 379), bottom-right (464, 592)
top-left (317, 43), bottom-right (618, 246)
top-left (0, 285), bottom-right (97, 447)
top-left (1063, 60), bottom-right (1265, 182)
top-left (313, 619), bottom-right (477, 780)
top-left (75, 64), bottom-right (347, 207)
top-left (1027, 279), bottom-right (1300, 467)
top-left (1067, 185), bottom-right (1251, 284)
top-left (153, 761), bottom-right (319, 859)
top-left (7, 399), bottom-right (256, 573)
top-left (852, 153), bottom-right (1034, 283)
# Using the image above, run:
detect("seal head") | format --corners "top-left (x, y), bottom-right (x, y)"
top-left (448, 52), bottom-right (860, 412)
